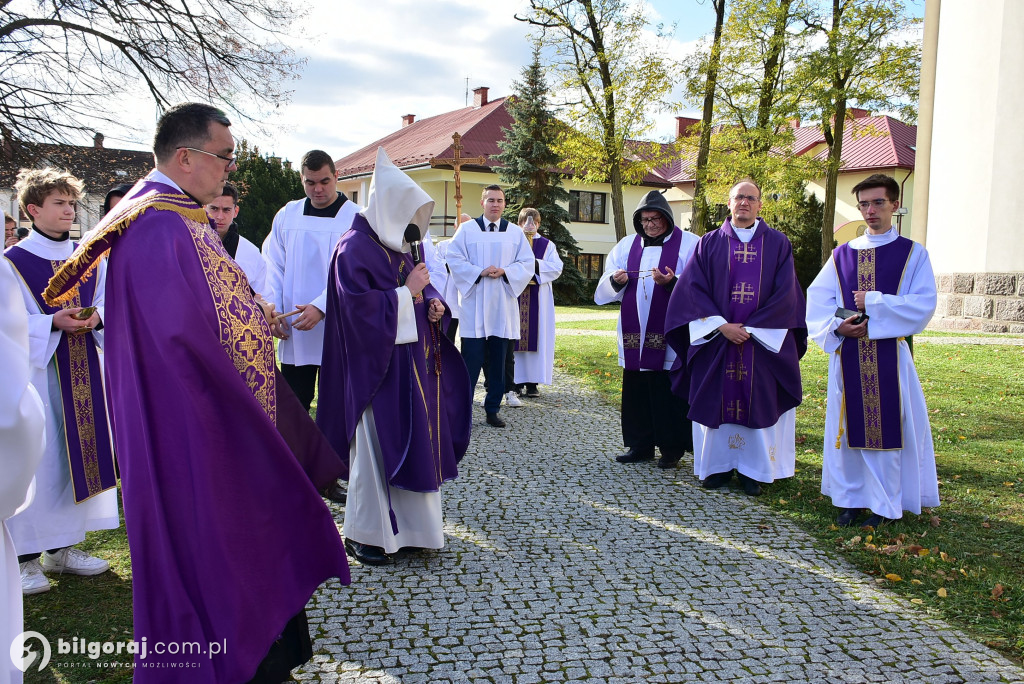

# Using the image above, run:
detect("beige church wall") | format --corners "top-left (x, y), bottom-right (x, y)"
top-left (926, 0), bottom-right (1024, 275)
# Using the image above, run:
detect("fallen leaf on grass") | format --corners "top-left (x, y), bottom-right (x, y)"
top-left (982, 522), bottom-right (991, 529)
top-left (882, 545), bottom-right (901, 555)
top-left (930, 516), bottom-right (941, 527)
top-left (940, 551), bottom-right (951, 562)
top-left (992, 611), bottom-right (1004, 619)
top-left (885, 573), bottom-right (902, 582)
top-left (911, 599), bottom-right (924, 604)
top-left (937, 588), bottom-right (948, 598)
top-left (907, 544), bottom-right (924, 555)
top-left (918, 548), bottom-right (930, 557)
top-left (911, 579), bottom-right (923, 585)
top-left (992, 584), bottom-right (1005, 600)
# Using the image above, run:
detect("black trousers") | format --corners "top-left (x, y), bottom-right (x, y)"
top-left (246, 610), bottom-right (312, 683)
top-left (445, 317), bottom-right (459, 343)
top-left (281, 363), bottom-right (319, 413)
top-left (621, 369), bottom-right (693, 456)
top-left (483, 341), bottom-right (517, 392)
top-left (462, 336), bottom-right (508, 414)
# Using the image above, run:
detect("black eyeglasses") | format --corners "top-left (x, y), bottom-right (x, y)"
top-left (177, 147), bottom-right (237, 167)
top-left (639, 217), bottom-right (664, 225)
top-left (857, 199), bottom-right (890, 209)
top-left (730, 194), bottom-right (761, 203)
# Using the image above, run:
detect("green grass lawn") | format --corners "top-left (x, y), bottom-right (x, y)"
top-left (554, 326), bottom-right (1024, 663)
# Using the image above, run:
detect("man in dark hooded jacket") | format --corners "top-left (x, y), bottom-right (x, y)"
top-left (594, 190), bottom-right (699, 469)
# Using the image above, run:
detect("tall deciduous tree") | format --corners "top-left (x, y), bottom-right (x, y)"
top-left (494, 52), bottom-right (586, 304)
top-left (231, 140), bottom-right (303, 248)
top-left (689, 0), bottom-right (726, 236)
top-left (799, 0), bottom-right (920, 264)
top-left (0, 0), bottom-right (303, 155)
top-left (684, 0), bottom-right (821, 225)
top-left (516, 0), bottom-right (680, 241)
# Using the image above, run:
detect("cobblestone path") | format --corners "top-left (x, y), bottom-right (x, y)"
top-left (298, 371), bottom-right (1024, 683)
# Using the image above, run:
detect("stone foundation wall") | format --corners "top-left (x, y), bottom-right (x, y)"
top-left (932, 272), bottom-right (1024, 333)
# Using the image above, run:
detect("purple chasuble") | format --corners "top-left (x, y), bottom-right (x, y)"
top-left (44, 179), bottom-right (349, 683)
top-left (666, 219), bottom-right (806, 429)
top-left (317, 216), bottom-right (471, 499)
top-left (6, 245), bottom-right (116, 503)
top-left (621, 227), bottom-right (683, 371)
top-left (834, 237), bottom-right (914, 450)
top-left (515, 235), bottom-right (549, 352)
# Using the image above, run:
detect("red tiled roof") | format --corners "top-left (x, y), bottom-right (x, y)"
top-left (335, 98), bottom-right (513, 179)
top-left (1, 142), bottom-right (152, 192)
top-left (793, 115), bottom-right (916, 171)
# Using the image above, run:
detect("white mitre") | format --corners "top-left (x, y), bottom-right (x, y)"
top-left (360, 146), bottom-right (435, 252)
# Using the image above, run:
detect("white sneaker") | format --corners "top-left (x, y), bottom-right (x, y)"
top-left (505, 391), bottom-right (523, 407)
top-left (40, 547), bottom-right (110, 576)
top-left (20, 559), bottom-right (51, 595)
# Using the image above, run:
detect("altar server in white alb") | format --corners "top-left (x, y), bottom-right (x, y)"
top-left (446, 185), bottom-right (535, 428)
top-left (263, 149), bottom-right (361, 412)
top-left (205, 182), bottom-right (266, 295)
top-left (1, 257), bottom-right (45, 684)
top-left (511, 207), bottom-right (563, 398)
top-left (806, 174), bottom-right (939, 529)
top-left (4, 169), bottom-right (118, 597)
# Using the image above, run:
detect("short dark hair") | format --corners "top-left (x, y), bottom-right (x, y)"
top-left (481, 184), bottom-right (504, 199)
top-left (301, 150), bottom-right (335, 175)
top-left (851, 174), bottom-right (900, 202)
top-left (153, 103), bottom-right (231, 164)
top-left (4, 212), bottom-right (15, 226)
top-left (102, 183), bottom-right (134, 216)
top-left (219, 181), bottom-right (239, 204)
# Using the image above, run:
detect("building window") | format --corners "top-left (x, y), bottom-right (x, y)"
top-left (574, 253), bottom-right (605, 280)
top-left (569, 191), bottom-right (607, 223)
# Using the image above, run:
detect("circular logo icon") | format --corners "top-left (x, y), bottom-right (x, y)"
top-left (10, 631), bottom-right (51, 673)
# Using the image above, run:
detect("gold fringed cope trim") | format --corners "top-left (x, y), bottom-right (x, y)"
top-left (44, 192), bottom-right (211, 307)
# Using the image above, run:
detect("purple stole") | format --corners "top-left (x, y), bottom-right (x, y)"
top-left (6, 245), bottom-right (117, 503)
top-left (720, 228), bottom-right (765, 426)
top-left (621, 228), bottom-right (683, 371)
top-left (515, 235), bottom-right (549, 352)
top-left (834, 236), bottom-right (914, 449)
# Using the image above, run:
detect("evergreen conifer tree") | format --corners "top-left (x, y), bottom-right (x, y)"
top-left (494, 51), bottom-right (586, 304)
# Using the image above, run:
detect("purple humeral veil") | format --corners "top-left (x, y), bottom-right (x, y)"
top-left (317, 216), bottom-right (471, 493)
top-left (44, 178), bottom-right (349, 683)
top-left (666, 219), bottom-right (806, 429)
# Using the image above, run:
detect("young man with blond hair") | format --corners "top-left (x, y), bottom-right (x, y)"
top-left (4, 167), bottom-right (118, 596)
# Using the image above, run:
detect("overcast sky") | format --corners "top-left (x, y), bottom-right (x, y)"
top-left (95, 0), bottom-right (922, 164)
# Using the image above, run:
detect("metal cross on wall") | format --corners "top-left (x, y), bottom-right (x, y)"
top-left (430, 132), bottom-right (487, 230)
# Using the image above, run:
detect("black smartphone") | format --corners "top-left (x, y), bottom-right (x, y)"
top-left (835, 307), bottom-right (868, 325)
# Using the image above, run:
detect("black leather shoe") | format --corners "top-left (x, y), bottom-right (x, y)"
top-left (486, 413), bottom-right (506, 428)
top-left (836, 508), bottom-right (862, 527)
top-left (861, 513), bottom-right (891, 529)
top-left (344, 539), bottom-right (391, 566)
top-left (525, 384), bottom-right (540, 398)
top-left (702, 470), bottom-right (733, 489)
top-left (737, 472), bottom-right (762, 496)
top-left (615, 447), bottom-right (654, 463)
top-left (322, 480), bottom-right (347, 505)
top-left (656, 452), bottom-right (681, 469)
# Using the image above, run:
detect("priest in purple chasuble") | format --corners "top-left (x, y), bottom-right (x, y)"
top-left (1, 257), bottom-right (45, 684)
top-left (806, 174), bottom-right (939, 529)
top-left (666, 180), bottom-right (806, 497)
top-left (5, 168), bottom-right (118, 597)
top-left (595, 190), bottom-right (699, 469)
top-left (43, 103), bottom-right (349, 684)
top-left (512, 207), bottom-right (564, 396)
top-left (317, 148), bottom-right (471, 567)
